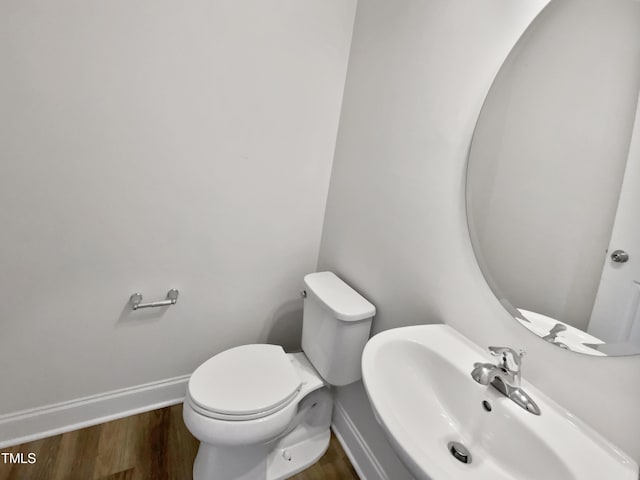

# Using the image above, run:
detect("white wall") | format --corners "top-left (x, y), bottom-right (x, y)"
top-left (467, 0), bottom-right (640, 331)
top-left (319, 0), bottom-right (640, 470)
top-left (0, 0), bottom-right (356, 415)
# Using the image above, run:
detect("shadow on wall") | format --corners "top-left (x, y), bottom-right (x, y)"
top-left (262, 299), bottom-right (304, 352)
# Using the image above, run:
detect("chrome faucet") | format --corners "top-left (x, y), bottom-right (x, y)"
top-left (471, 346), bottom-right (541, 415)
top-left (541, 324), bottom-right (569, 349)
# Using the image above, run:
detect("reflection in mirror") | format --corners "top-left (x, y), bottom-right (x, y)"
top-left (466, 0), bottom-right (640, 356)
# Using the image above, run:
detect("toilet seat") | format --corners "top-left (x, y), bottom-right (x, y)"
top-left (184, 352), bottom-right (326, 448)
top-left (187, 344), bottom-right (302, 421)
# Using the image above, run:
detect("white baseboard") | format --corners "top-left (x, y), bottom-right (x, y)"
top-left (331, 400), bottom-right (388, 480)
top-left (0, 375), bottom-right (189, 449)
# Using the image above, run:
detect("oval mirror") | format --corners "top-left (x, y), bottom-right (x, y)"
top-left (466, 0), bottom-right (640, 356)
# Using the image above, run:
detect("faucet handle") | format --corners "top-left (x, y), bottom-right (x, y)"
top-left (488, 346), bottom-right (525, 371)
top-left (549, 323), bottom-right (567, 335)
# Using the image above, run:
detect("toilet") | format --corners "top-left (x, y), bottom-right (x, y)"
top-left (183, 271), bottom-right (376, 480)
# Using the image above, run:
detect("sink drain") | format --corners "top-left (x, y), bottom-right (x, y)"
top-left (447, 441), bottom-right (472, 464)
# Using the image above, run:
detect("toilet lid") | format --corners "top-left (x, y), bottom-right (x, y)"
top-left (188, 344), bottom-right (301, 416)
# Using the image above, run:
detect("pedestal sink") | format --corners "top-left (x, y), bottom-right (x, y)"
top-left (361, 324), bottom-right (638, 480)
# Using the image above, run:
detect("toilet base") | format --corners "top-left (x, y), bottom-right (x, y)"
top-left (267, 428), bottom-right (330, 480)
top-left (192, 388), bottom-right (333, 480)
top-left (193, 428), bottom-right (330, 480)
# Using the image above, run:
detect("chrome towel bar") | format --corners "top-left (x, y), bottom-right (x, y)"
top-left (130, 289), bottom-right (179, 310)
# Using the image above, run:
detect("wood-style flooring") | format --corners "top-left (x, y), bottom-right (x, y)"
top-left (0, 404), bottom-right (359, 480)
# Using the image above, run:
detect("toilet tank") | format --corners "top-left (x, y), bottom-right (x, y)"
top-left (301, 272), bottom-right (376, 386)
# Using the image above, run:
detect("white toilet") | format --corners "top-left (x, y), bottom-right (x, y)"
top-left (183, 271), bottom-right (376, 480)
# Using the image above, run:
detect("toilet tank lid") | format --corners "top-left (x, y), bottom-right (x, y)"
top-left (304, 271), bottom-right (376, 322)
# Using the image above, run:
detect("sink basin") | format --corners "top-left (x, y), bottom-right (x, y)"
top-left (361, 324), bottom-right (638, 480)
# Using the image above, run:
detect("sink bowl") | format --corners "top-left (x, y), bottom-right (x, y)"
top-left (361, 324), bottom-right (638, 480)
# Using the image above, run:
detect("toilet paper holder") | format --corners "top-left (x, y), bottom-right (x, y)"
top-left (130, 289), bottom-right (179, 310)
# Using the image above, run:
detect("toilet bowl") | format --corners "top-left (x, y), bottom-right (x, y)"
top-left (183, 272), bottom-right (376, 480)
